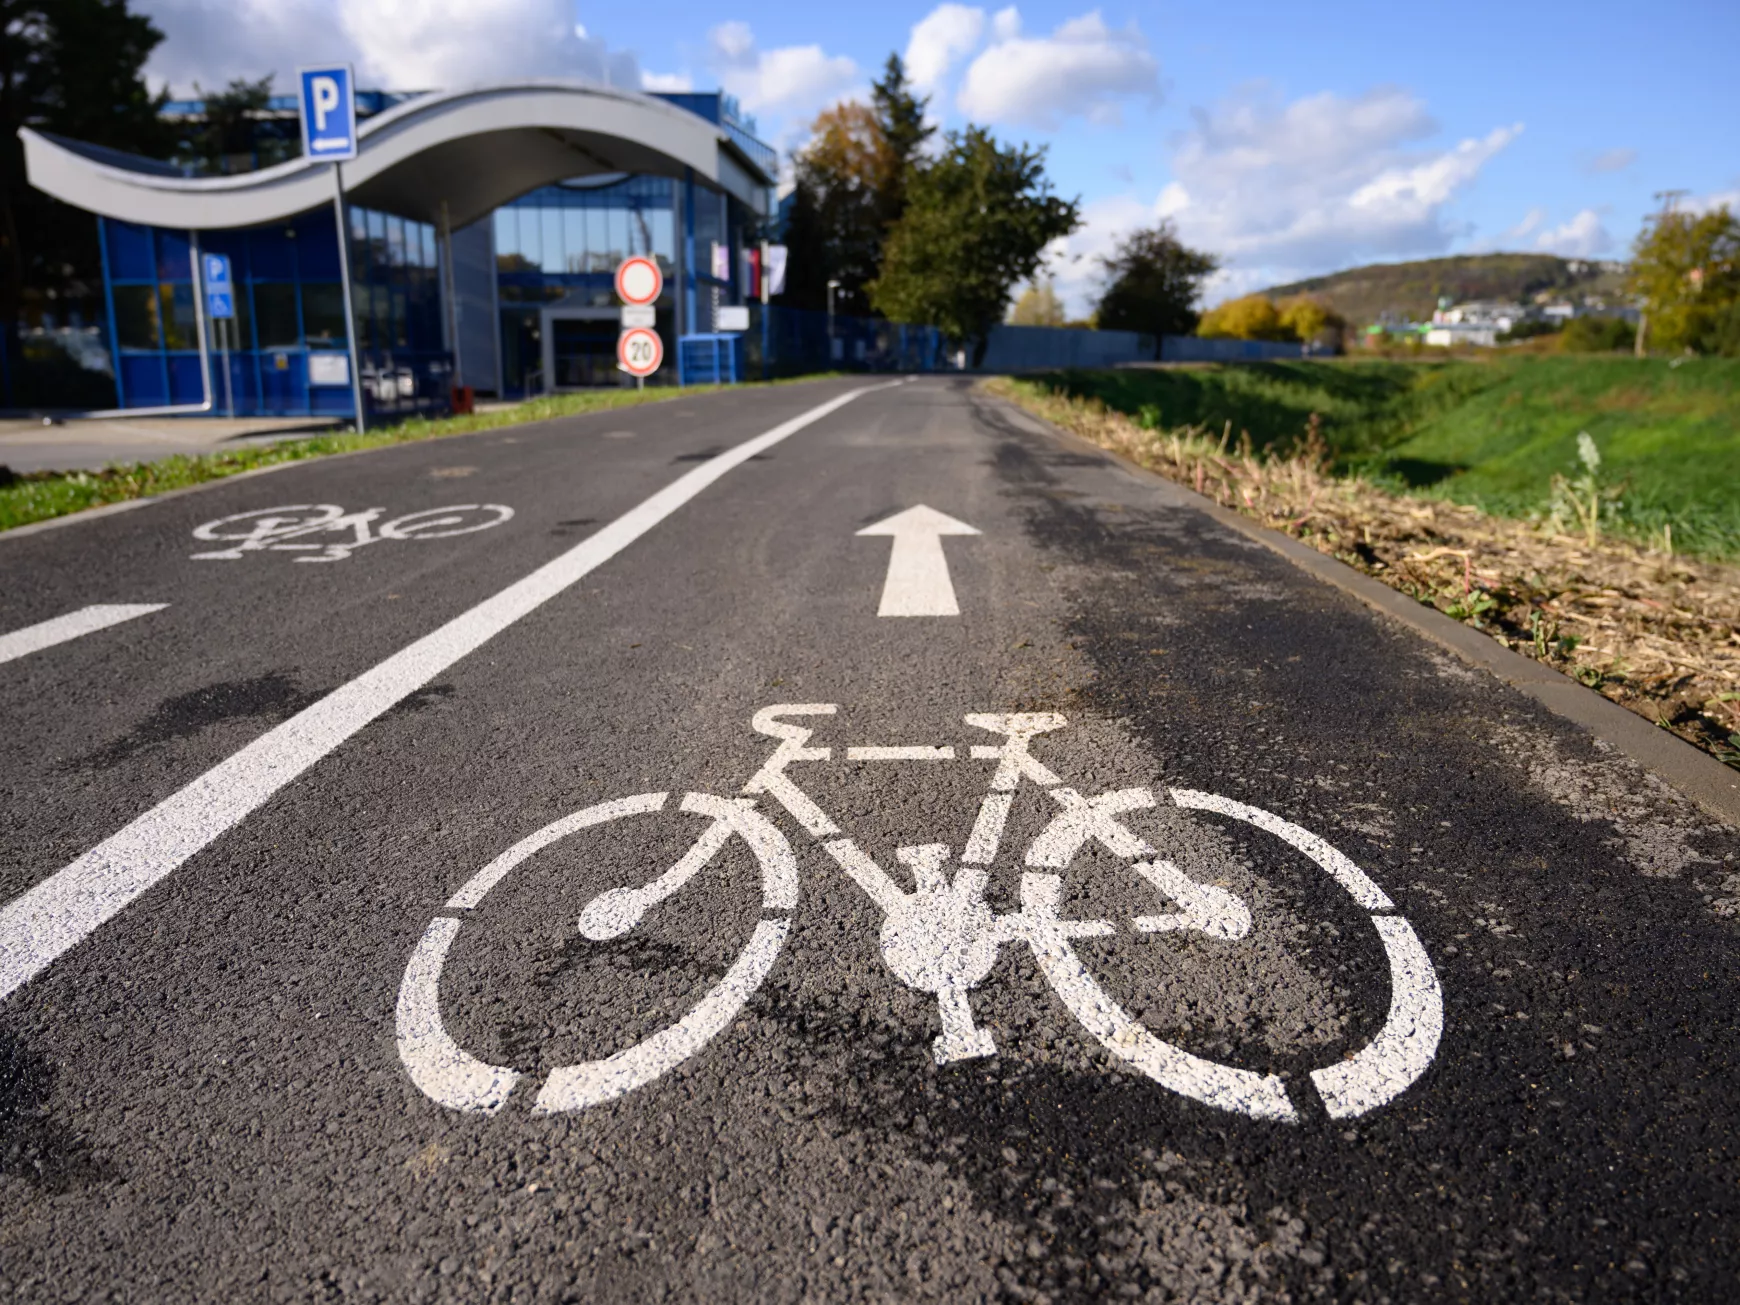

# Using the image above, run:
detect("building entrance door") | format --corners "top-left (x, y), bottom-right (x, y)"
top-left (539, 307), bottom-right (622, 390)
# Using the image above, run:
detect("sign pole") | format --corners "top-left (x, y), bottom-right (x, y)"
top-left (220, 317), bottom-right (233, 417)
top-left (300, 63), bottom-right (364, 433)
top-left (332, 164), bottom-right (366, 434)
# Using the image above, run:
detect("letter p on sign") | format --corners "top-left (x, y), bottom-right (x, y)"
top-left (312, 78), bottom-right (340, 130)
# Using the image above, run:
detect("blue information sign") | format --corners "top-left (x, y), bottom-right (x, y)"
top-left (203, 253), bottom-right (235, 320)
top-left (298, 64), bottom-right (358, 162)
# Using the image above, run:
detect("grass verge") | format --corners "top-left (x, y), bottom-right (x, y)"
top-left (1035, 356), bottom-right (1740, 560)
top-left (987, 375), bottom-right (1740, 773)
top-left (0, 380), bottom-right (809, 534)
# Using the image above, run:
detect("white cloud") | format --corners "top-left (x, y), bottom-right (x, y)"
top-left (955, 8), bottom-right (1160, 129)
top-left (1534, 208), bottom-right (1613, 257)
top-left (140, 0), bottom-right (641, 94)
top-left (1153, 86), bottom-right (1519, 290)
top-left (1039, 192), bottom-right (1151, 314)
top-left (905, 4), bottom-right (987, 93)
top-left (1500, 207), bottom-right (1546, 242)
top-left (1686, 187), bottom-right (1740, 215)
top-left (707, 21), bottom-right (857, 119)
top-left (640, 70), bottom-right (694, 93)
top-left (1586, 147), bottom-right (1636, 174)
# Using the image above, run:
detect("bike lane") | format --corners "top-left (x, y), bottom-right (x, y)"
top-left (0, 377), bottom-right (1734, 1301)
top-left (0, 380), bottom-right (873, 907)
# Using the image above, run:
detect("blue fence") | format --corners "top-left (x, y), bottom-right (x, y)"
top-left (677, 334), bottom-right (744, 385)
top-left (1159, 336), bottom-right (1305, 363)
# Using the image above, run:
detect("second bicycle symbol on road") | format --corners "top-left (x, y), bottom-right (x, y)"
top-left (398, 706), bottom-right (1445, 1125)
top-left (190, 503), bottom-right (514, 563)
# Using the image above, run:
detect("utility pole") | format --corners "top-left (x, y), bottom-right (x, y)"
top-left (1637, 189), bottom-right (1688, 358)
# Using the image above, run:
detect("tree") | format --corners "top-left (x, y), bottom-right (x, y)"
top-left (1197, 295), bottom-right (1292, 341)
top-left (1276, 294), bottom-right (1345, 349)
top-left (1628, 204), bottom-right (1740, 355)
top-left (869, 126), bottom-right (1079, 362)
top-left (1094, 223), bottom-right (1218, 341)
top-left (1008, 278), bottom-right (1066, 326)
top-left (870, 54), bottom-right (932, 233)
top-left (781, 102), bottom-right (893, 314)
top-left (1, 0), bottom-right (170, 337)
top-left (176, 75), bottom-right (276, 175)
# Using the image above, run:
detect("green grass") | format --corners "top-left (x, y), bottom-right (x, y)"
top-left (0, 379), bottom-right (827, 534)
top-left (1032, 356), bottom-right (1740, 559)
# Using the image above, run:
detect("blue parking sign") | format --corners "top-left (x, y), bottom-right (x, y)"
top-left (203, 253), bottom-right (234, 319)
top-left (298, 65), bottom-right (358, 162)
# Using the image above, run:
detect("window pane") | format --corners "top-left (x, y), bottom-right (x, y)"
top-left (386, 216), bottom-right (407, 268)
top-left (518, 205), bottom-right (540, 269)
top-left (255, 283), bottom-right (300, 348)
top-left (421, 223), bottom-right (437, 270)
top-left (302, 283), bottom-right (346, 346)
top-left (540, 208), bottom-right (563, 275)
top-left (563, 208), bottom-right (586, 274)
top-left (161, 282), bottom-right (198, 350)
top-left (112, 285), bottom-right (161, 349)
top-left (650, 210), bottom-right (675, 268)
top-left (606, 207), bottom-right (629, 270)
top-left (493, 209), bottom-right (519, 266)
top-left (586, 208), bottom-right (608, 272)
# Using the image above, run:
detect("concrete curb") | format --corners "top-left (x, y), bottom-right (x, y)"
top-left (988, 393), bottom-right (1740, 830)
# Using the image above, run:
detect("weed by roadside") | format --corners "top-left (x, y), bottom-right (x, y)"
top-left (988, 376), bottom-right (1740, 772)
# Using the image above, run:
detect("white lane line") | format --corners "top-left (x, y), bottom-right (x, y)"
top-left (844, 745), bottom-right (956, 761)
top-left (0, 604), bottom-right (167, 666)
top-left (0, 384), bottom-right (889, 1003)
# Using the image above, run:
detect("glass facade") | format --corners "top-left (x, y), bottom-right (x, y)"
top-left (101, 207), bottom-right (450, 416)
top-left (493, 176), bottom-right (677, 302)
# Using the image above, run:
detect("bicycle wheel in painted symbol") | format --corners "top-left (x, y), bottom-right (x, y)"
top-left (190, 503), bottom-right (513, 562)
top-left (397, 706), bottom-right (1443, 1122)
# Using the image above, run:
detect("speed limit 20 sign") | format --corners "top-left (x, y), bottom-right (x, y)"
top-left (618, 326), bottom-right (663, 378)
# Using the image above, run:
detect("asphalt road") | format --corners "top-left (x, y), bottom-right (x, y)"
top-left (1, 377), bottom-right (1736, 1303)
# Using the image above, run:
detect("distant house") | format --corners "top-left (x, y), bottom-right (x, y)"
top-left (1424, 322), bottom-right (1499, 347)
top-left (1432, 300), bottom-right (1529, 332)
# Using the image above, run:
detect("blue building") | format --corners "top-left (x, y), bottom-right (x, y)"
top-left (22, 84), bottom-right (780, 419)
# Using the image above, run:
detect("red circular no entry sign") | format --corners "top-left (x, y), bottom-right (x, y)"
top-left (615, 256), bottom-right (663, 307)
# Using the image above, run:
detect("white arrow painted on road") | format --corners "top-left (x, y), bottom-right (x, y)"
top-left (857, 505), bottom-right (980, 617)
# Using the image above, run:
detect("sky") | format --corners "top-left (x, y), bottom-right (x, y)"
top-left (135, 0), bottom-right (1740, 313)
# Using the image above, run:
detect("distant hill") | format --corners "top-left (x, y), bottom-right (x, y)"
top-left (1260, 254), bottom-right (1629, 326)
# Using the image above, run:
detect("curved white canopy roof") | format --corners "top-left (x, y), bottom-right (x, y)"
top-left (21, 83), bottom-right (773, 231)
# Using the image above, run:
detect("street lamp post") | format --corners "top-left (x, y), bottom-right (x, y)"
top-left (827, 279), bottom-right (840, 363)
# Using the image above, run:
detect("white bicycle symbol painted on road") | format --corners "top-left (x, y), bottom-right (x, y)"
top-left (190, 503), bottom-right (514, 563)
top-left (398, 706), bottom-right (1443, 1123)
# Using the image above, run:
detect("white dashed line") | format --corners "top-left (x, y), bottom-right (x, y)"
top-left (0, 604), bottom-right (166, 666)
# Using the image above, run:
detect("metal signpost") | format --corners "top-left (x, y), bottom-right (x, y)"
top-left (203, 253), bottom-right (236, 417)
top-left (298, 65), bottom-right (366, 432)
top-left (615, 257), bottom-right (664, 389)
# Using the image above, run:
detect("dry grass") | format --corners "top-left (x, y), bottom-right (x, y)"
top-left (988, 377), bottom-right (1740, 771)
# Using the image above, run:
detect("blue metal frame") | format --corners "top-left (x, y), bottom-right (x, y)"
top-left (97, 216), bottom-right (124, 408)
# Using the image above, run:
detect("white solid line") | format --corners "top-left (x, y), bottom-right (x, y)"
top-left (0, 384), bottom-right (888, 1003)
top-left (0, 604), bottom-right (167, 666)
top-left (845, 746), bottom-right (956, 761)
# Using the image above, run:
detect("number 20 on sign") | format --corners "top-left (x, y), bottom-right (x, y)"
top-left (618, 327), bottom-right (663, 379)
